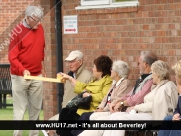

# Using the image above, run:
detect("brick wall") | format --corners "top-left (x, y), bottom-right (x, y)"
top-left (0, 0), bottom-right (33, 63)
top-left (0, 0), bottom-right (33, 34)
top-left (40, 0), bottom-right (58, 120)
top-left (0, 0), bottom-right (58, 120)
top-left (62, 0), bottom-right (181, 82)
top-left (1, 0), bottom-right (181, 120)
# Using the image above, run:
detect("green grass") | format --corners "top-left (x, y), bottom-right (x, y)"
top-left (0, 96), bottom-right (45, 136)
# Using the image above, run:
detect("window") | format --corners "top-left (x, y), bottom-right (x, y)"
top-left (111, 0), bottom-right (138, 6)
top-left (81, 0), bottom-right (109, 6)
top-left (77, 0), bottom-right (139, 10)
top-left (113, 0), bottom-right (136, 1)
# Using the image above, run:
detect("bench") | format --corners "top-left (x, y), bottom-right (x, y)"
top-left (0, 64), bottom-right (13, 108)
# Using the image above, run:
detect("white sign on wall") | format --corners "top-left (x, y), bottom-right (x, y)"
top-left (63, 15), bottom-right (78, 34)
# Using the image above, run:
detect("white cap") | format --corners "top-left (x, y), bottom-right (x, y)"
top-left (65, 50), bottom-right (83, 61)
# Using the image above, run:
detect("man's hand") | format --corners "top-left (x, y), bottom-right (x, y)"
top-left (23, 70), bottom-right (30, 81)
top-left (172, 113), bottom-right (180, 121)
top-left (41, 61), bottom-right (46, 77)
top-left (41, 69), bottom-right (46, 77)
top-left (23, 70), bottom-right (30, 76)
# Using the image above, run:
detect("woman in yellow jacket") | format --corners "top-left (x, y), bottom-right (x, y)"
top-left (56, 55), bottom-right (113, 136)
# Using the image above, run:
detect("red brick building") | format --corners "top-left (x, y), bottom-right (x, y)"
top-left (1, 0), bottom-right (181, 119)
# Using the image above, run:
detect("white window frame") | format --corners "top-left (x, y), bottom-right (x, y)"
top-left (76, 0), bottom-right (139, 10)
top-left (81, 0), bottom-right (109, 6)
top-left (111, 0), bottom-right (138, 5)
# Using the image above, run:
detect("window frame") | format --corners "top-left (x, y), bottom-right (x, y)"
top-left (81, 0), bottom-right (110, 6)
top-left (111, 0), bottom-right (138, 4)
top-left (77, 0), bottom-right (139, 10)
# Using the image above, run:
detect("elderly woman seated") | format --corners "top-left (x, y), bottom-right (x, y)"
top-left (102, 60), bottom-right (178, 136)
top-left (158, 60), bottom-right (181, 136)
top-left (56, 55), bottom-right (113, 136)
top-left (78, 60), bottom-right (178, 136)
top-left (71, 60), bottom-right (133, 136)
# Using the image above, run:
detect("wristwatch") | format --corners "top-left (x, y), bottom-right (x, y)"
top-left (120, 101), bottom-right (124, 106)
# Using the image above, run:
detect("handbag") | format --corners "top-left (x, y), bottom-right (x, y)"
top-left (66, 92), bottom-right (92, 110)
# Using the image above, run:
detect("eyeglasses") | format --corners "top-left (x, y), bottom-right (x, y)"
top-left (137, 61), bottom-right (147, 66)
top-left (29, 16), bottom-right (41, 23)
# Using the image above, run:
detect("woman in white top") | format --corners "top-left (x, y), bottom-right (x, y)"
top-left (102, 60), bottom-right (178, 136)
top-left (79, 60), bottom-right (178, 136)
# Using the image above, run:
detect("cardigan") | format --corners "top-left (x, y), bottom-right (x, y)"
top-left (134, 80), bottom-right (178, 120)
top-left (98, 78), bottom-right (133, 111)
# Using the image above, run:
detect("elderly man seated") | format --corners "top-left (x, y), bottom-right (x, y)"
top-left (48, 50), bottom-right (93, 136)
top-left (102, 60), bottom-right (178, 136)
top-left (78, 51), bottom-right (159, 136)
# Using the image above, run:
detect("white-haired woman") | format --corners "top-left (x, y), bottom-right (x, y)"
top-left (72, 60), bottom-right (133, 136)
top-left (101, 60), bottom-right (178, 136)
top-left (158, 60), bottom-right (181, 136)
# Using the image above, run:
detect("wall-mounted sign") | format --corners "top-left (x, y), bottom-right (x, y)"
top-left (63, 15), bottom-right (78, 34)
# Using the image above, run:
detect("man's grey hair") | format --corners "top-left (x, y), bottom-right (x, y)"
top-left (76, 57), bottom-right (83, 60)
top-left (112, 60), bottom-right (130, 78)
top-left (141, 51), bottom-right (158, 66)
top-left (25, 6), bottom-right (44, 19)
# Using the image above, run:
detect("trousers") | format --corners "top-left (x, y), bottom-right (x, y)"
top-left (11, 74), bottom-right (43, 136)
top-left (71, 112), bottom-right (93, 136)
top-left (56, 107), bottom-right (80, 136)
top-left (158, 115), bottom-right (181, 136)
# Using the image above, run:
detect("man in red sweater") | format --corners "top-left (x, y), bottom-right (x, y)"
top-left (8, 5), bottom-right (45, 136)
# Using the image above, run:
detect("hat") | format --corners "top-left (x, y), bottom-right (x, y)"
top-left (65, 50), bottom-right (83, 61)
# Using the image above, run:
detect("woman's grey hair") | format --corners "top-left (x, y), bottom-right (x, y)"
top-left (141, 51), bottom-right (158, 66)
top-left (25, 6), bottom-right (44, 19)
top-left (151, 60), bottom-right (170, 80)
top-left (112, 60), bottom-right (130, 78)
top-left (172, 60), bottom-right (181, 79)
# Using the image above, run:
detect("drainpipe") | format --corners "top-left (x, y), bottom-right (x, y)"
top-left (55, 0), bottom-right (63, 113)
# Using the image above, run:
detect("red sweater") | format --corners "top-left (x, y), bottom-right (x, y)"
top-left (8, 23), bottom-right (45, 76)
